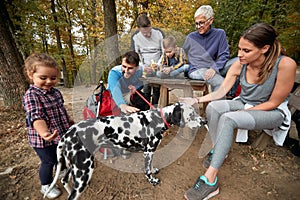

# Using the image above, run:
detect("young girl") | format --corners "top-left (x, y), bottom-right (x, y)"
top-left (22, 53), bottom-right (73, 199)
top-left (181, 23), bottom-right (296, 199)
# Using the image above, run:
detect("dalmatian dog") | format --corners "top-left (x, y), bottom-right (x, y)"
top-left (44, 102), bottom-right (206, 200)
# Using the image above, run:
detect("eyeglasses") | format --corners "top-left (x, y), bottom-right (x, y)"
top-left (195, 18), bottom-right (211, 27)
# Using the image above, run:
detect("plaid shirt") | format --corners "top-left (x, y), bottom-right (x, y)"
top-left (23, 85), bottom-right (71, 148)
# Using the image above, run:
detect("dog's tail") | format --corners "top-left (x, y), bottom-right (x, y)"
top-left (43, 139), bottom-right (64, 198)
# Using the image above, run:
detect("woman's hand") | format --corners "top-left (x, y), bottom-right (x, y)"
top-left (179, 97), bottom-right (198, 105)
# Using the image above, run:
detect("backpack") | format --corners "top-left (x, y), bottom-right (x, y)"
top-left (82, 81), bottom-right (121, 120)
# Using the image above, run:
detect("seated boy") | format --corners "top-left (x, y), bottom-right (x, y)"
top-left (156, 35), bottom-right (188, 79)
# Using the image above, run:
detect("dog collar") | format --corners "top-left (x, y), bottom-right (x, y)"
top-left (160, 107), bottom-right (171, 128)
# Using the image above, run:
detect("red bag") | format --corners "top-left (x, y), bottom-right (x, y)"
top-left (82, 83), bottom-right (121, 120)
top-left (97, 90), bottom-right (121, 117)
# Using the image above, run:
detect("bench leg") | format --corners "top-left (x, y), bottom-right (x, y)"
top-left (159, 85), bottom-right (168, 107)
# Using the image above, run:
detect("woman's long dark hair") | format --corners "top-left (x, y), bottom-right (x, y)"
top-left (241, 23), bottom-right (286, 84)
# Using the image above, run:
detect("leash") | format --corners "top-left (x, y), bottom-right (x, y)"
top-left (129, 85), bottom-right (170, 128)
top-left (128, 85), bottom-right (155, 109)
top-left (160, 107), bottom-right (171, 128)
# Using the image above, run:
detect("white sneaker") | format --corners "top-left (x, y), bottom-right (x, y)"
top-left (59, 169), bottom-right (67, 179)
top-left (41, 184), bottom-right (62, 199)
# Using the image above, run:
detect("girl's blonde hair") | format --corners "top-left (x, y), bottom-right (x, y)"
top-left (241, 23), bottom-right (286, 84)
top-left (24, 53), bottom-right (59, 83)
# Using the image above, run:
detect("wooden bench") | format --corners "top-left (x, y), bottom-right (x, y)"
top-left (289, 73), bottom-right (300, 113)
top-left (140, 77), bottom-right (209, 114)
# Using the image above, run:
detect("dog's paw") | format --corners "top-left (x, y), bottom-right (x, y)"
top-left (152, 168), bottom-right (159, 174)
top-left (150, 177), bottom-right (160, 186)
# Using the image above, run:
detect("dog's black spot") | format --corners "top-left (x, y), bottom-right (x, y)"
top-left (79, 127), bottom-right (99, 152)
top-left (76, 169), bottom-right (83, 178)
top-left (171, 104), bottom-right (182, 126)
top-left (128, 117), bottom-right (134, 123)
top-left (138, 113), bottom-right (150, 126)
top-left (123, 136), bottom-right (130, 143)
top-left (124, 130), bottom-right (130, 135)
top-left (138, 130), bottom-right (147, 138)
top-left (73, 143), bottom-right (82, 151)
top-left (65, 126), bottom-right (77, 137)
top-left (103, 126), bottom-right (119, 141)
top-left (118, 127), bottom-right (124, 133)
top-left (147, 135), bottom-right (161, 151)
top-left (121, 116), bottom-right (127, 121)
top-left (75, 150), bottom-right (92, 170)
top-left (104, 126), bottom-right (115, 137)
top-left (99, 117), bottom-right (111, 123)
top-left (122, 121), bottom-right (129, 129)
top-left (71, 136), bottom-right (78, 144)
top-left (78, 119), bottom-right (96, 128)
top-left (66, 151), bottom-right (73, 158)
top-left (79, 177), bottom-right (88, 193)
top-left (66, 142), bottom-right (72, 151)
top-left (138, 127), bottom-right (146, 136)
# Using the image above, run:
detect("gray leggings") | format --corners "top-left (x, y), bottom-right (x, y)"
top-left (206, 99), bottom-right (284, 169)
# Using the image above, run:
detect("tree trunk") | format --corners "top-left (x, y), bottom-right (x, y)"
top-left (50, 0), bottom-right (71, 88)
top-left (92, 0), bottom-right (98, 83)
top-left (0, 1), bottom-right (28, 109)
top-left (102, 0), bottom-right (120, 70)
top-left (64, 3), bottom-right (80, 85)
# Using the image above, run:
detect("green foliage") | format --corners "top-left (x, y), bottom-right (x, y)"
top-left (4, 0), bottom-right (300, 87)
top-left (213, 0), bottom-right (300, 61)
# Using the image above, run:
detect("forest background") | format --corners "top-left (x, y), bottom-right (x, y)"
top-left (0, 0), bottom-right (299, 110)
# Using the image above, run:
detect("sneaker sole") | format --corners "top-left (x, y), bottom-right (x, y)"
top-left (40, 189), bottom-right (61, 199)
top-left (184, 187), bottom-right (219, 200)
top-left (203, 187), bottom-right (219, 200)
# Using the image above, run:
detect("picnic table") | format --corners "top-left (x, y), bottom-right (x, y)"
top-left (139, 77), bottom-right (209, 114)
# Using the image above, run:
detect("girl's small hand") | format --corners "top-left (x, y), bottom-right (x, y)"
top-left (42, 130), bottom-right (59, 141)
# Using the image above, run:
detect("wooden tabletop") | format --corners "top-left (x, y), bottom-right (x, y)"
top-left (139, 77), bottom-right (206, 86)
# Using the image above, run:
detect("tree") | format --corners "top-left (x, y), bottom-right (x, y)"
top-left (50, 0), bottom-right (71, 87)
top-left (0, 1), bottom-right (28, 109)
top-left (103, 0), bottom-right (121, 69)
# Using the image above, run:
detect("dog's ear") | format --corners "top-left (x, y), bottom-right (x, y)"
top-left (170, 103), bottom-right (182, 126)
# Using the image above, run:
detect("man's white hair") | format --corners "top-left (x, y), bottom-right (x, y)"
top-left (194, 5), bottom-right (214, 19)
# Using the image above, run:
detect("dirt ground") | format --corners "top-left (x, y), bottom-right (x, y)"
top-left (1, 86), bottom-right (300, 200)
